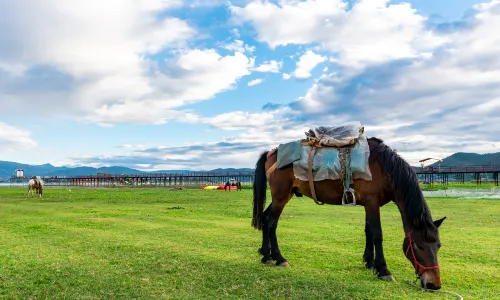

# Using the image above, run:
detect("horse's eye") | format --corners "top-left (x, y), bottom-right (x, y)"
top-left (414, 243), bottom-right (424, 251)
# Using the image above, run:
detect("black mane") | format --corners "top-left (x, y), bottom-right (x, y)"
top-left (367, 137), bottom-right (438, 240)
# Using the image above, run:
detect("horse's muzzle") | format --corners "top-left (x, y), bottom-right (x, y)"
top-left (421, 277), bottom-right (441, 290)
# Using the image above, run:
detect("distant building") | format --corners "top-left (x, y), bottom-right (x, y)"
top-left (15, 169), bottom-right (25, 178)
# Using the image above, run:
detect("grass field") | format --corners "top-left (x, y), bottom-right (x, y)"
top-left (419, 183), bottom-right (500, 191)
top-left (0, 188), bottom-right (499, 299)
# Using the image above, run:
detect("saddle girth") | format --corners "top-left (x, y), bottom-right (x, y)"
top-left (307, 146), bottom-right (324, 205)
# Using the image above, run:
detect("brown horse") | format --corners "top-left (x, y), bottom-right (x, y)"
top-left (27, 176), bottom-right (44, 198)
top-left (224, 180), bottom-right (242, 191)
top-left (252, 137), bottom-right (446, 290)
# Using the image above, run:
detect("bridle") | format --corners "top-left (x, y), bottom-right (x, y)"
top-left (405, 231), bottom-right (440, 277)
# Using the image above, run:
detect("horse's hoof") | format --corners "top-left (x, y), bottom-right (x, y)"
top-left (378, 275), bottom-right (395, 282)
top-left (277, 261), bottom-right (290, 267)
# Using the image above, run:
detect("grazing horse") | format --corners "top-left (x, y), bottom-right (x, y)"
top-left (252, 137), bottom-right (446, 290)
top-left (27, 176), bottom-right (44, 198)
top-left (224, 180), bottom-right (242, 191)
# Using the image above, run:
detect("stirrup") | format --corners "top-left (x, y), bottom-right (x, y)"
top-left (342, 188), bottom-right (356, 206)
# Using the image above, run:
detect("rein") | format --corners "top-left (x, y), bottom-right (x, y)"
top-left (405, 279), bottom-right (463, 300)
top-left (404, 231), bottom-right (440, 276)
top-left (404, 232), bottom-right (463, 299)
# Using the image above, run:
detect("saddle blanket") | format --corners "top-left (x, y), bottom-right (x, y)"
top-left (276, 134), bottom-right (372, 182)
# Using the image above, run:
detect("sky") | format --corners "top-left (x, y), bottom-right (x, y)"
top-left (1, 0), bottom-right (499, 171)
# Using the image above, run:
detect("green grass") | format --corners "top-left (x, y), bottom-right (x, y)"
top-left (419, 183), bottom-right (499, 190)
top-left (0, 188), bottom-right (499, 299)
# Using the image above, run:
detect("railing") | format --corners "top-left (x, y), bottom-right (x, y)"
top-left (36, 171), bottom-right (256, 179)
top-left (413, 165), bottom-right (500, 173)
top-left (6, 165), bottom-right (499, 183)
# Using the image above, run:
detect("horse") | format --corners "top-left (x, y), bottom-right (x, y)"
top-left (27, 176), bottom-right (44, 198)
top-left (252, 137), bottom-right (446, 290)
top-left (224, 180), bottom-right (242, 191)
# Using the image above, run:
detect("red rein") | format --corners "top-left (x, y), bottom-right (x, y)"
top-left (405, 232), bottom-right (440, 277)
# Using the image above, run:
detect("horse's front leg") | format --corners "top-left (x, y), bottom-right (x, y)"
top-left (362, 211), bottom-right (375, 270)
top-left (365, 203), bottom-right (394, 281)
top-left (258, 206), bottom-right (272, 263)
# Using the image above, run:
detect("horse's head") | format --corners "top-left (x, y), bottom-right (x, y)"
top-left (403, 216), bottom-right (446, 290)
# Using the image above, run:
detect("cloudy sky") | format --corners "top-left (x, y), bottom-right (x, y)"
top-left (1, 0), bottom-right (499, 171)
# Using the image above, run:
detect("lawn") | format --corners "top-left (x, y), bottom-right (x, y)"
top-left (0, 188), bottom-right (499, 299)
top-left (419, 182), bottom-right (499, 191)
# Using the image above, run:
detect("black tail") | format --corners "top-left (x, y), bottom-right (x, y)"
top-left (252, 151), bottom-right (269, 230)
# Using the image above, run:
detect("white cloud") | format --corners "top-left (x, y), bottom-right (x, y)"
top-left (188, 0), bottom-right (249, 8)
top-left (0, 0), bottom-right (255, 125)
top-left (78, 49), bottom-right (253, 125)
top-left (88, 0), bottom-right (500, 169)
top-left (205, 111), bottom-right (278, 130)
top-left (290, 50), bottom-right (327, 79)
top-left (230, 0), bottom-right (445, 68)
top-left (66, 107), bottom-right (313, 170)
top-left (248, 78), bottom-right (264, 86)
top-left (285, 0), bottom-right (500, 165)
top-left (2, 0), bottom-right (500, 171)
top-left (222, 39), bottom-right (256, 53)
top-left (0, 62), bottom-right (27, 76)
top-left (252, 60), bottom-right (283, 73)
top-left (0, 122), bottom-right (38, 151)
top-left (69, 139), bottom-right (276, 171)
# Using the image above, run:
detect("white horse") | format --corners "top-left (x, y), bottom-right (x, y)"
top-left (27, 176), bottom-right (44, 198)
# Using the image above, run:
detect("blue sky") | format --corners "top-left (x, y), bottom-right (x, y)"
top-left (1, 0), bottom-right (499, 171)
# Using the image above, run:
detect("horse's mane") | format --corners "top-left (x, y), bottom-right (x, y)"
top-left (367, 137), bottom-right (438, 241)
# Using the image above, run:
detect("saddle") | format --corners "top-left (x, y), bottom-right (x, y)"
top-left (32, 176), bottom-right (41, 187)
top-left (304, 125), bottom-right (363, 147)
top-left (302, 122), bottom-right (365, 206)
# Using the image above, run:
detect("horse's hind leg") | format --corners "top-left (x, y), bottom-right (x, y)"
top-left (267, 194), bottom-right (292, 267)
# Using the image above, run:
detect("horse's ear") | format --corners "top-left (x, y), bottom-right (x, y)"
top-left (433, 216), bottom-right (446, 228)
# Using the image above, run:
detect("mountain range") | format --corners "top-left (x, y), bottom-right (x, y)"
top-left (0, 161), bottom-right (253, 178)
top-left (1, 151), bottom-right (499, 179)
top-left (429, 152), bottom-right (500, 166)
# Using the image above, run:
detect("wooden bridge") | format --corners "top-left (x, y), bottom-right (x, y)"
top-left (13, 172), bottom-right (256, 188)
top-left (8, 164), bottom-right (499, 187)
top-left (414, 165), bottom-right (500, 186)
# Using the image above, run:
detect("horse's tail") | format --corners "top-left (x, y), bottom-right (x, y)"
top-left (252, 151), bottom-right (269, 230)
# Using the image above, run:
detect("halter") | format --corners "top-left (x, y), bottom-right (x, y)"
top-left (404, 231), bottom-right (440, 277)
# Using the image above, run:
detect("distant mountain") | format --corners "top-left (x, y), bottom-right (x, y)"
top-left (0, 161), bottom-right (60, 177)
top-left (3, 151), bottom-right (500, 178)
top-left (150, 169), bottom-right (193, 174)
top-left (431, 152), bottom-right (500, 166)
top-left (208, 168), bottom-right (254, 173)
top-left (0, 160), bottom-right (255, 178)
